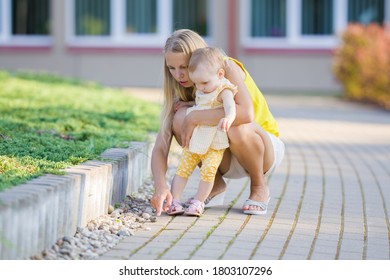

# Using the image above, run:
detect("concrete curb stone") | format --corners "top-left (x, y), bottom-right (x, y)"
top-left (0, 141), bottom-right (153, 259)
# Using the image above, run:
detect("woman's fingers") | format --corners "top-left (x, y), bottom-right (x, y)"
top-left (151, 190), bottom-right (172, 216)
top-left (150, 195), bottom-right (163, 216)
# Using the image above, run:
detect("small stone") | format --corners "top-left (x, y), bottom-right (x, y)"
top-left (117, 230), bottom-right (130, 237)
top-left (108, 205), bottom-right (115, 214)
top-left (63, 236), bottom-right (75, 246)
top-left (142, 213), bottom-right (151, 220)
top-left (59, 248), bottom-right (71, 255)
top-left (31, 254), bottom-right (43, 260)
top-left (144, 207), bottom-right (154, 215)
top-left (87, 223), bottom-right (95, 231)
top-left (150, 216), bottom-right (157, 222)
top-left (98, 224), bottom-right (110, 231)
top-left (52, 244), bottom-right (60, 252)
top-left (90, 240), bottom-right (101, 248)
top-left (104, 235), bottom-right (113, 243)
top-left (111, 209), bottom-right (123, 217)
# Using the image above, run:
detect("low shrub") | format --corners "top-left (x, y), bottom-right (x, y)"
top-left (333, 24), bottom-right (390, 110)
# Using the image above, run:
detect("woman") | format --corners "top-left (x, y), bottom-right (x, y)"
top-left (150, 29), bottom-right (285, 216)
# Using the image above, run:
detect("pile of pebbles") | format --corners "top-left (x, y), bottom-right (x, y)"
top-left (31, 180), bottom-right (158, 260)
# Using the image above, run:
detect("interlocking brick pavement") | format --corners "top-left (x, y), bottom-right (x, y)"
top-left (100, 92), bottom-right (390, 260)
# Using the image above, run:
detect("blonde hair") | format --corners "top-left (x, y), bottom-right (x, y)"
top-left (161, 29), bottom-right (207, 142)
top-left (189, 47), bottom-right (226, 74)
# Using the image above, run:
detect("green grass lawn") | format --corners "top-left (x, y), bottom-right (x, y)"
top-left (0, 71), bottom-right (160, 191)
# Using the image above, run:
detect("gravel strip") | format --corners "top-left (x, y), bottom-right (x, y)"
top-left (31, 184), bottom-right (155, 260)
top-left (31, 147), bottom-right (180, 260)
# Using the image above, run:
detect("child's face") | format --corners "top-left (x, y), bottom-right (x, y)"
top-left (189, 64), bottom-right (224, 94)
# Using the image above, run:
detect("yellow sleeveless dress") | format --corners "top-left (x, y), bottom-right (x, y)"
top-left (228, 57), bottom-right (279, 137)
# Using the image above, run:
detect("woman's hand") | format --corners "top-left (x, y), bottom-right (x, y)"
top-left (174, 100), bottom-right (195, 113)
top-left (181, 113), bottom-right (196, 148)
top-left (150, 185), bottom-right (172, 216)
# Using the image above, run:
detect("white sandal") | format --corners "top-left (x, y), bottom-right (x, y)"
top-left (243, 197), bottom-right (271, 215)
top-left (186, 191), bottom-right (226, 208)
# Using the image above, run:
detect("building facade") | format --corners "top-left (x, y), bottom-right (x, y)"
top-left (0, 0), bottom-right (389, 92)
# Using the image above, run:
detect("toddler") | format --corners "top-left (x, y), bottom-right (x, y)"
top-left (167, 47), bottom-right (237, 216)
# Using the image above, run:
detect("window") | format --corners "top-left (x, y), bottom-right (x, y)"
top-left (12, 0), bottom-right (50, 35)
top-left (302, 0), bottom-right (333, 35)
top-left (68, 0), bottom-right (211, 47)
top-left (126, 0), bottom-right (157, 34)
top-left (75, 0), bottom-right (110, 35)
top-left (0, 2), bottom-right (2, 34)
top-left (0, 0), bottom-right (51, 46)
top-left (348, 0), bottom-right (385, 25)
top-left (242, 0), bottom-right (390, 50)
top-left (251, 0), bottom-right (286, 37)
top-left (75, 0), bottom-right (160, 36)
top-left (173, 0), bottom-right (208, 36)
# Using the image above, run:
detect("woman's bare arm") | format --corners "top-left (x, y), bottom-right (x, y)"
top-left (224, 59), bottom-right (254, 124)
top-left (150, 130), bottom-right (173, 215)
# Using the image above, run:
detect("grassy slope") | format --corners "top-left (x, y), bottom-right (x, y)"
top-left (0, 72), bottom-right (160, 191)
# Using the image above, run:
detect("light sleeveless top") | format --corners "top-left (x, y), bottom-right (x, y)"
top-left (228, 57), bottom-right (279, 137)
top-left (187, 77), bottom-right (237, 154)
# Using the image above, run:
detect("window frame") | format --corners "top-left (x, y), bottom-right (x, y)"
top-left (66, 0), bottom-right (213, 48)
top-left (241, 0), bottom-right (390, 50)
top-left (0, 0), bottom-right (52, 47)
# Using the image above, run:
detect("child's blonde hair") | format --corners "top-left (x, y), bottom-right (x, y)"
top-left (189, 47), bottom-right (226, 74)
top-left (161, 29), bottom-right (207, 142)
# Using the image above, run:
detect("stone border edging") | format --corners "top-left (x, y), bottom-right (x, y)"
top-left (0, 141), bottom-right (153, 260)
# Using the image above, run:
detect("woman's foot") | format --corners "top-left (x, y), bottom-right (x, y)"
top-left (242, 186), bottom-right (270, 213)
top-left (243, 197), bottom-right (271, 215)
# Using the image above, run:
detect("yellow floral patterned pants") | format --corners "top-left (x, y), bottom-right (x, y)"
top-left (176, 148), bottom-right (225, 182)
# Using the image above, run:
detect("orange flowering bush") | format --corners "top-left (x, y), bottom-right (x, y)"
top-left (333, 24), bottom-right (390, 110)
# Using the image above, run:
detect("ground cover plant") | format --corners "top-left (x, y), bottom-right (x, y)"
top-left (0, 71), bottom-right (160, 191)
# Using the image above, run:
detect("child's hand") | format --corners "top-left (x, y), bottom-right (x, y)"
top-left (218, 117), bottom-right (232, 132)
